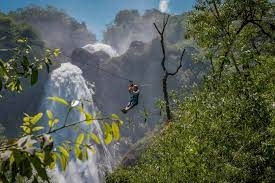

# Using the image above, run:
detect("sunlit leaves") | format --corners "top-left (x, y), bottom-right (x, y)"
top-left (58, 146), bottom-right (69, 171)
top-left (85, 112), bottom-right (93, 124)
top-left (32, 126), bottom-right (44, 132)
top-left (47, 96), bottom-right (69, 106)
top-left (104, 133), bottom-right (113, 145)
top-left (46, 110), bottom-right (53, 119)
top-left (0, 95), bottom-right (123, 181)
top-left (53, 48), bottom-right (61, 57)
top-left (76, 133), bottom-right (85, 145)
top-left (21, 113), bottom-right (44, 134)
top-left (74, 133), bottom-right (85, 160)
top-left (111, 113), bottom-right (123, 125)
top-left (17, 38), bottom-right (27, 43)
top-left (30, 113), bottom-right (43, 124)
top-left (111, 113), bottom-right (119, 120)
top-left (90, 133), bottom-right (101, 144)
top-left (48, 119), bottom-right (59, 128)
top-left (112, 122), bottom-right (120, 141)
top-left (46, 110), bottom-right (59, 128)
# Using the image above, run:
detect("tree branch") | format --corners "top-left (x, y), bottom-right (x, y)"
top-left (250, 20), bottom-right (274, 40)
top-left (153, 15), bottom-right (170, 73)
top-left (0, 117), bottom-right (111, 151)
top-left (168, 49), bottom-right (186, 76)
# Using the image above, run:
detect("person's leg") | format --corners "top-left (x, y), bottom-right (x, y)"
top-left (121, 101), bottom-right (135, 113)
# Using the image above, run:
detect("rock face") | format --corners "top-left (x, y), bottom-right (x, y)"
top-left (10, 5), bottom-right (97, 55)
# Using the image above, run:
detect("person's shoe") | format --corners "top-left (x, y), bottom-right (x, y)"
top-left (121, 108), bottom-right (127, 114)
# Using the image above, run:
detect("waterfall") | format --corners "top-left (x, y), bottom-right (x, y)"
top-left (40, 62), bottom-right (112, 183)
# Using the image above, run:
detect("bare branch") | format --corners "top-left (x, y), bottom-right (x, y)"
top-left (153, 23), bottom-right (161, 35)
top-left (162, 14), bottom-right (170, 32)
top-left (168, 49), bottom-right (186, 76)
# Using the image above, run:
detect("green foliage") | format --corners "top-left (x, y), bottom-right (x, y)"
top-left (187, 0), bottom-right (275, 77)
top-left (107, 56), bottom-right (275, 183)
top-left (107, 1), bottom-right (275, 182)
top-left (0, 13), bottom-right (43, 60)
top-left (0, 38), bottom-right (58, 97)
top-left (0, 97), bottom-right (123, 182)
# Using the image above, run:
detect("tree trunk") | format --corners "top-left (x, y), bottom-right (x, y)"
top-left (163, 73), bottom-right (171, 121)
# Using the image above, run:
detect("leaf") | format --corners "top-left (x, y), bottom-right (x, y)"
top-left (21, 56), bottom-right (29, 71)
top-left (23, 117), bottom-right (30, 124)
top-left (30, 113), bottom-right (43, 124)
top-left (85, 112), bottom-right (93, 124)
top-left (46, 110), bottom-right (53, 119)
top-left (56, 153), bottom-right (67, 171)
top-left (81, 147), bottom-right (88, 161)
top-left (21, 126), bottom-right (31, 134)
top-left (0, 60), bottom-right (7, 76)
top-left (58, 146), bottom-right (69, 159)
top-left (48, 119), bottom-right (59, 127)
top-left (103, 123), bottom-right (112, 134)
top-left (111, 113), bottom-right (119, 120)
top-left (31, 68), bottom-right (38, 85)
top-left (90, 133), bottom-right (100, 144)
top-left (104, 133), bottom-right (113, 145)
top-left (48, 153), bottom-right (56, 170)
top-left (32, 126), bottom-right (44, 132)
top-left (47, 96), bottom-right (69, 106)
top-left (17, 38), bottom-right (26, 43)
top-left (112, 122), bottom-right (120, 141)
top-left (74, 145), bottom-right (82, 159)
top-left (111, 113), bottom-right (123, 125)
top-left (76, 133), bottom-right (85, 145)
top-left (53, 48), bottom-right (61, 57)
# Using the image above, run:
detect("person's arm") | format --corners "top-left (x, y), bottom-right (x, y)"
top-left (128, 82), bottom-right (134, 93)
top-left (132, 88), bottom-right (140, 95)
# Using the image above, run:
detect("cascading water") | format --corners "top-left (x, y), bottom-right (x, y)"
top-left (40, 62), bottom-right (113, 183)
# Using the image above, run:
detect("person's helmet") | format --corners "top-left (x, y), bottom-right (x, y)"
top-left (133, 85), bottom-right (139, 91)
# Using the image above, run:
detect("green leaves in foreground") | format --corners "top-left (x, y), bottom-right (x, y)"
top-left (21, 113), bottom-right (44, 135)
top-left (47, 96), bottom-right (69, 106)
top-left (0, 96), bottom-right (123, 182)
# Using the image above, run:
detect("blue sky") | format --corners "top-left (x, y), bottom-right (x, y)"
top-left (0, 0), bottom-right (196, 40)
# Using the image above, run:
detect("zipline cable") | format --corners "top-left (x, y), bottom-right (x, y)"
top-left (61, 53), bottom-right (132, 82)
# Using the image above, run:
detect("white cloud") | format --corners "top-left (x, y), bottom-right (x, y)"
top-left (159, 0), bottom-right (170, 13)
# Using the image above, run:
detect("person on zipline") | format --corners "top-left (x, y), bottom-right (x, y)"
top-left (121, 81), bottom-right (140, 113)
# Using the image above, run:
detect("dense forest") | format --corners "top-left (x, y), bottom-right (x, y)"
top-left (0, 0), bottom-right (275, 182)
